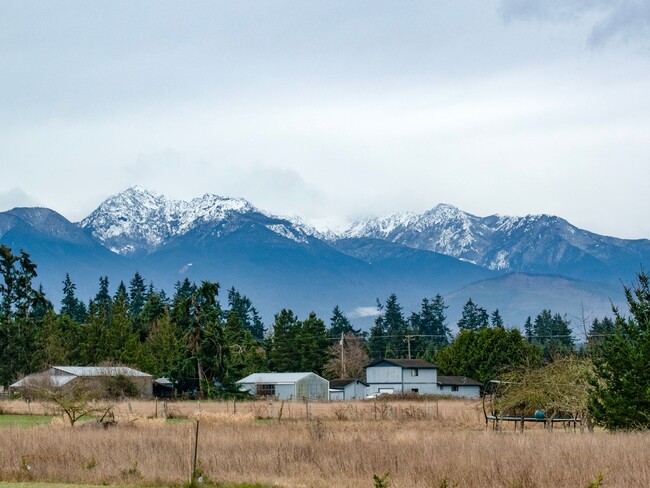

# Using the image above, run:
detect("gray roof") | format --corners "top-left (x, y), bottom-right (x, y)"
top-left (329, 378), bottom-right (369, 389)
top-left (53, 366), bottom-right (151, 377)
top-left (237, 372), bottom-right (325, 384)
top-left (10, 374), bottom-right (75, 388)
top-left (437, 375), bottom-right (482, 387)
top-left (365, 358), bottom-right (437, 369)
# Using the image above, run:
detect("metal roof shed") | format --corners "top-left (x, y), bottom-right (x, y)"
top-left (236, 372), bottom-right (329, 401)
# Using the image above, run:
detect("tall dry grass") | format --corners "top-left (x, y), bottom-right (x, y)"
top-left (1, 399), bottom-right (648, 487)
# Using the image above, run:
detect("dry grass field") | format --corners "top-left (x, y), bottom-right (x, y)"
top-left (1, 398), bottom-right (648, 488)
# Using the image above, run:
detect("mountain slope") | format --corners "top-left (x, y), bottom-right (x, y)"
top-left (0, 207), bottom-right (129, 300)
top-left (1, 190), bottom-right (646, 330)
top-left (344, 204), bottom-right (650, 282)
top-left (443, 273), bottom-right (627, 334)
top-left (80, 186), bottom-right (326, 255)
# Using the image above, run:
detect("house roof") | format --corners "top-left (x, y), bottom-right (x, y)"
top-left (10, 366), bottom-right (152, 389)
top-left (365, 358), bottom-right (437, 369)
top-left (53, 366), bottom-right (151, 377)
top-left (437, 375), bottom-right (482, 387)
top-left (329, 378), bottom-right (369, 389)
top-left (236, 372), bottom-right (326, 384)
top-left (10, 374), bottom-right (76, 389)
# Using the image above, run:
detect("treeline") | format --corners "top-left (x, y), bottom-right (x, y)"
top-left (1, 245), bottom-right (646, 429)
top-left (0, 245), bottom-right (606, 392)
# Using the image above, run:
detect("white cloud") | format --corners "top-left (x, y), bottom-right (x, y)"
top-left (499, 0), bottom-right (650, 48)
top-left (348, 306), bottom-right (381, 319)
top-left (0, 187), bottom-right (41, 212)
top-left (1, 1), bottom-right (649, 238)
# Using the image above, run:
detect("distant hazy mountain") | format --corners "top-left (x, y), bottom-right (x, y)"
top-left (443, 273), bottom-right (627, 329)
top-left (0, 188), bottom-right (642, 331)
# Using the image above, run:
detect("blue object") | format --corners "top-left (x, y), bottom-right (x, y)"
top-left (534, 409), bottom-right (546, 419)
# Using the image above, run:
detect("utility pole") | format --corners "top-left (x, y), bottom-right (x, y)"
top-left (340, 332), bottom-right (346, 377)
top-left (405, 335), bottom-right (412, 359)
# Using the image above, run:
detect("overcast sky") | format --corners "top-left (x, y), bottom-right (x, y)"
top-left (1, 0), bottom-right (650, 237)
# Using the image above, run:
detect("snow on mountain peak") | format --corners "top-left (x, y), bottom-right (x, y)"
top-left (80, 187), bottom-right (259, 254)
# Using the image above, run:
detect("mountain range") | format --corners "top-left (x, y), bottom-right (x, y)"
top-left (1, 186), bottom-right (646, 334)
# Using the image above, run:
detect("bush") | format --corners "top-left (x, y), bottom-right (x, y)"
top-left (103, 375), bottom-right (140, 399)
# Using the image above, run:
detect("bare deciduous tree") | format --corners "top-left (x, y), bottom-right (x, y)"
top-left (324, 334), bottom-right (369, 380)
top-left (21, 374), bottom-right (112, 427)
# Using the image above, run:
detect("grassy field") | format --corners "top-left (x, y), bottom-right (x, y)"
top-left (0, 483), bottom-right (275, 488)
top-left (0, 415), bottom-right (53, 428)
top-left (1, 399), bottom-right (648, 487)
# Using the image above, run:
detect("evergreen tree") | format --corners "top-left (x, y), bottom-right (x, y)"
top-left (532, 309), bottom-right (574, 361)
top-left (0, 245), bottom-right (19, 323)
top-left (328, 305), bottom-right (360, 336)
top-left (268, 309), bottom-right (301, 372)
top-left (128, 272), bottom-right (147, 317)
top-left (589, 272), bottom-right (650, 430)
top-left (227, 287), bottom-right (266, 339)
top-left (383, 294), bottom-right (409, 357)
top-left (0, 247), bottom-right (43, 384)
top-left (368, 299), bottom-right (387, 361)
top-left (490, 309), bottom-right (504, 328)
top-left (81, 300), bottom-right (111, 365)
top-left (171, 278), bottom-right (197, 332)
top-left (369, 295), bottom-right (409, 359)
top-left (524, 316), bottom-right (533, 343)
top-left (94, 276), bottom-right (112, 323)
top-left (60, 274), bottom-right (88, 323)
top-left (32, 310), bottom-right (76, 370)
top-left (106, 285), bottom-right (139, 365)
top-left (174, 281), bottom-right (223, 398)
top-left (298, 312), bottom-right (329, 375)
top-left (410, 295), bottom-right (450, 359)
top-left (457, 298), bottom-right (489, 331)
top-left (221, 311), bottom-right (267, 387)
top-left (586, 316), bottom-right (615, 351)
top-left (140, 287), bottom-right (168, 331)
top-left (435, 327), bottom-right (541, 388)
top-left (138, 309), bottom-right (182, 379)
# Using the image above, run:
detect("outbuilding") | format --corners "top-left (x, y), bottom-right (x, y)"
top-left (236, 372), bottom-right (329, 401)
top-left (10, 366), bottom-right (153, 397)
top-left (329, 378), bottom-right (369, 401)
top-left (437, 375), bottom-right (482, 398)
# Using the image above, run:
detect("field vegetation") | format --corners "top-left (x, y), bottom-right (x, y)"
top-left (1, 399), bottom-right (649, 488)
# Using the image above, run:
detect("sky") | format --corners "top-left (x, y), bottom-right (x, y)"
top-left (1, 0), bottom-right (650, 238)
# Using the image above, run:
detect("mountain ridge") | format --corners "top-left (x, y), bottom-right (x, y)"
top-left (0, 187), bottom-right (644, 328)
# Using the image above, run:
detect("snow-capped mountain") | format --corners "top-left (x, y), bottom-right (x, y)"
top-left (80, 186), bottom-right (323, 255)
top-left (1, 189), bottom-right (646, 326)
top-left (343, 203), bottom-right (650, 280)
top-left (344, 204), bottom-right (490, 264)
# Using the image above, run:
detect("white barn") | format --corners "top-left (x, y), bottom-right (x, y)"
top-left (236, 372), bottom-right (329, 401)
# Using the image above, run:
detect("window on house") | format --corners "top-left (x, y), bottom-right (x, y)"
top-left (256, 384), bottom-right (276, 397)
top-left (451, 385), bottom-right (459, 392)
top-left (411, 369), bottom-right (419, 377)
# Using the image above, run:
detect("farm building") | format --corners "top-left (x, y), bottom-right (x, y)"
top-left (365, 359), bottom-right (439, 396)
top-left (329, 378), bottom-right (369, 400)
top-left (437, 375), bottom-right (482, 398)
top-left (10, 366), bottom-right (153, 397)
top-left (236, 372), bottom-right (329, 401)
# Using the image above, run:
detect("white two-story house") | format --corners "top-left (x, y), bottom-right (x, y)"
top-left (365, 359), bottom-right (482, 398)
top-left (365, 358), bottom-right (439, 396)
